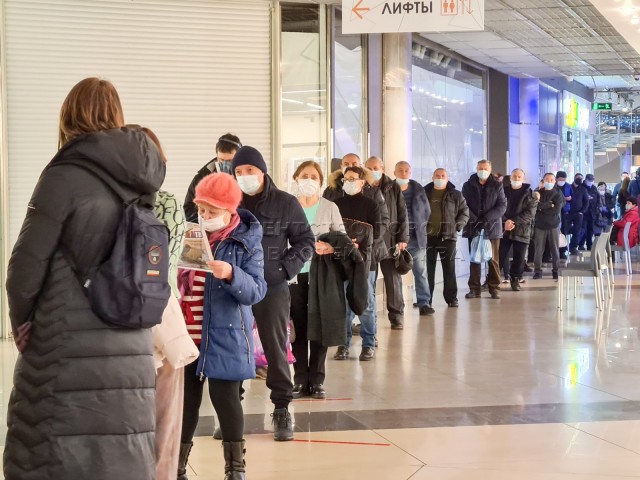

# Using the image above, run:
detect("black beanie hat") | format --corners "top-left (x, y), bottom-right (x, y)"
top-left (556, 171), bottom-right (567, 179)
top-left (231, 146), bottom-right (267, 174)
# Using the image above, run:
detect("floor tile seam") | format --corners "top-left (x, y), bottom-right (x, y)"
top-left (544, 371), bottom-right (632, 402)
top-left (404, 463), bottom-right (640, 478)
top-left (371, 428), bottom-right (428, 469)
top-left (565, 422), bottom-right (640, 457)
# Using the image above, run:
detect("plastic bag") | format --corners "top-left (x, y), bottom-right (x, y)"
top-left (469, 229), bottom-right (492, 264)
top-left (558, 233), bottom-right (568, 248)
top-left (253, 321), bottom-right (295, 368)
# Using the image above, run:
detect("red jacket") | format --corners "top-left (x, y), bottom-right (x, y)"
top-left (613, 206), bottom-right (640, 248)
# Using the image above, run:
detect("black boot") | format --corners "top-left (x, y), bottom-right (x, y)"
top-left (177, 442), bottom-right (193, 480)
top-left (223, 440), bottom-right (246, 480)
top-left (510, 277), bottom-right (521, 291)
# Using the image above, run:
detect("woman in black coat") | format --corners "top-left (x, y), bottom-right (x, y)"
top-left (4, 78), bottom-right (166, 480)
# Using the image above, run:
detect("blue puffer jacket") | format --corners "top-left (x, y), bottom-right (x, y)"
top-left (196, 209), bottom-right (267, 382)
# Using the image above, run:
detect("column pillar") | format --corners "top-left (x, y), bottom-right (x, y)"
top-left (382, 33), bottom-right (412, 171)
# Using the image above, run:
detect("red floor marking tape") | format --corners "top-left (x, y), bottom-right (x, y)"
top-left (292, 398), bottom-right (353, 402)
top-left (293, 439), bottom-right (391, 446)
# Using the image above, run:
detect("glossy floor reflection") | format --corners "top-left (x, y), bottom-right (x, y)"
top-left (2, 265), bottom-right (640, 479)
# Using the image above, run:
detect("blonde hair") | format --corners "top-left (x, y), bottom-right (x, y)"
top-left (58, 77), bottom-right (125, 148)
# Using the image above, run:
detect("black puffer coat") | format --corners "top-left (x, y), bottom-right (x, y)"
top-left (461, 173), bottom-right (507, 239)
top-left (4, 128), bottom-right (165, 480)
top-left (502, 184), bottom-right (539, 244)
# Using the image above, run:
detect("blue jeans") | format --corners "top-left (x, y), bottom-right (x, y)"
top-left (406, 244), bottom-right (431, 307)
top-left (345, 270), bottom-right (377, 348)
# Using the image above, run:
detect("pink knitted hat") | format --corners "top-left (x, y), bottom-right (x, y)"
top-left (193, 173), bottom-right (242, 213)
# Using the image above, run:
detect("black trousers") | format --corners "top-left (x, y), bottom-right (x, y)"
top-left (379, 258), bottom-right (404, 322)
top-left (181, 361), bottom-right (244, 443)
top-left (498, 234), bottom-right (529, 279)
top-left (468, 237), bottom-right (501, 293)
top-left (579, 216), bottom-right (595, 250)
top-left (565, 212), bottom-right (584, 251)
top-left (253, 283), bottom-right (293, 409)
top-left (426, 236), bottom-right (458, 304)
top-left (289, 273), bottom-right (327, 386)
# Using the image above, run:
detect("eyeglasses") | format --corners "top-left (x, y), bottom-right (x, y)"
top-left (342, 177), bottom-right (361, 183)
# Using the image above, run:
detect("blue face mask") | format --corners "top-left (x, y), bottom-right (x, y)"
top-left (371, 170), bottom-right (383, 181)
top-left (544, 182), bottom-right (555, 190)
top-left (217, 160), bottom-right (233, 174)
top-left (395, 178), bottom-right (409, 186)
top-left (585, 181), bottom-right (593, 188)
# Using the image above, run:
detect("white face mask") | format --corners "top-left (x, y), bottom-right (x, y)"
top-left (343, 181), bottom-right (361, 196)
top-left (557, 180), bottom-right (566, 187)
top-left (598, 189), bottom-right (605, 196)
top-left (477, 170), bottom-right (490, 180)
top-left (544, 182), bottom-right (555, 190)
top-left (434, 179), bottom-right (447, 189)
top-left (237, 175), bottom-right (261, 195)
top-left (199, 213), bottom-right (227, 232)
top-left (395, 178), bottom-right (409, 186)
top-left (511, 180), bottom-right (523, 189)
top-left (297, 178), bottom-right (320, 197)
top-left (371, 170), bottom-right (383, 181)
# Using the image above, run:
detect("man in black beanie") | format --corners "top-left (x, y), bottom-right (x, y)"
top-left (232, 146), bottom-right (315, 441)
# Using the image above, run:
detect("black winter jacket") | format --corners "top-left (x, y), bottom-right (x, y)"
top-left (424, 182), bottom-right (469, 241)
top-left (502, 184), bottom-right (539, 244)
top-left (373, 174), bottom-right (409, 248)
top-left (308, 231), bottom-right (368, 347)
top-left (569, 183), bottom-right (591, 215)
top-left (324, 169), bottom-right (390, 263)
top-left (240, 174), bottom-right (315, 287)
top-left (4, 128), bottom-right (165, 480)
top-left (535, 186), bottom-right (566, 230)
top-left (461, 174), bottom-right (507, 239)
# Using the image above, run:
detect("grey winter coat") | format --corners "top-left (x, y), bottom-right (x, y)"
top-left (4, 128), bottom-right (165, 480)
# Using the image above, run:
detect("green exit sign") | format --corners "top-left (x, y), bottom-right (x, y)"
top-left (592, 102), bottom-right (612, 111)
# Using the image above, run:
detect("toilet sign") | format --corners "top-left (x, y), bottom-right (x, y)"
top-left (342, 0), bottom-right (484, 34)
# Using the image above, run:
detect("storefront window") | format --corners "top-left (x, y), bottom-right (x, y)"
top-left (410, 61), bottom-right (486, 188)
top-left (560, 91), bottom-right (593, 177)
top-left (280, 4), bottom-right (328, 191)
top-left (332, 8), bottom-right (365, 160)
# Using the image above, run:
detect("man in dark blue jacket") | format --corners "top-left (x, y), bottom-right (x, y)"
top-left (556, 171), bottom-right (572, 259)
top-left (394, 161), bottom-right (433, 315)
top-left (232, 146), bottom-right (315, 442)
top-left (462, 160), bottom-right (507, 299)
top-left (567, 173), bottom-right (591, 255)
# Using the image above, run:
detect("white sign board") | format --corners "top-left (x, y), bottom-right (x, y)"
top-left (342, 0), bottom-right (484, 34)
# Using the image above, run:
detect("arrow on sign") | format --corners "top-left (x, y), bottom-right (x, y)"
top-left (352, 0), bottom-right (369, 19)
top-left (462, 0), bottom-right (474, 14)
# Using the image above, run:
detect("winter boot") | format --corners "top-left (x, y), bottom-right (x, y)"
top-left (177, 442), bottom-right (193, 480)
top-left (272, 408), bottom-right (294, 441)
top-left (223, 440), bottom-right (246, 480)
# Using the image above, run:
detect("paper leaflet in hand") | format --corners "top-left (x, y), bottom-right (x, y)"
top-left (177, 222), bottom-right (214, 272)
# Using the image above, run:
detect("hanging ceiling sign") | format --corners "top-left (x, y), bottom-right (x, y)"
top-left (342, 0), bottom-right (484, 34)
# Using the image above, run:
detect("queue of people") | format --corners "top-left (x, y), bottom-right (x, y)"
top-left (5, 77), bottom-right (640, 480)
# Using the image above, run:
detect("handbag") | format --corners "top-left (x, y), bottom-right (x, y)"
top-left (470, 229), bottom-right (492, 264)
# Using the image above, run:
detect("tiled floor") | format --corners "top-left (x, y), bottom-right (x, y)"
top-left (2, 262), bottom-right (640, 479)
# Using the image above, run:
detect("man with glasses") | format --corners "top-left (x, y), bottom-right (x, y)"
top-left (184, 133), bottom-right (242, 221)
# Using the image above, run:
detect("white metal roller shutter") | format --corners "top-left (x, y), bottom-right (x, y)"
top-left (4, 0), bottom-right (272, 246)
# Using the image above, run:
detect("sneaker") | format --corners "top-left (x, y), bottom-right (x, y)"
top-left (359, 346), bottom-right (375, 361)
top-left (272, 408), bottom-right (294, 441)
top-left (510, 278), bottom-right (521, 292)
top-left (255, 366), bottom-right (268, 379)
top-left (501, 277), bottom-right (510, 284)
top-left (292, 383), bottom-right (309, 399)
top-left (419, 305), bottom-right (435, 316)
top-left (310, 384), bottom-right (326, 399)
top-left (447, 300), bottom-right (459, 308)
top-left (532, 272), bottom-right (542, 279)
top-left (465, 291), bottom-right (481, 299)
top-left (490, 290), bottom-right (501, 299)
top-left (333, 346), bottom-right (349, 360)
top-left (481, 282), bottom-right (488, 291)
top-left (523, 264), bottom-right (533, 272)
top-left (351, 323), bottom-right (361, 335)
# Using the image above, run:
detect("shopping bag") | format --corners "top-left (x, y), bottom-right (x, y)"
top-left (469, 229), bottom-right (492, 264)
top-left (558, 233), bottom-right (568, 249)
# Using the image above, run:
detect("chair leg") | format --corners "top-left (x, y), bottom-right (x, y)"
top-left (558, 277), bottom-right (563, 310)
top-left (594, 277), bottom-right (602, 311)
top-left (609, 255), bottom-right (615, 285)
top-left (574, 277), bottom-right (578, 298)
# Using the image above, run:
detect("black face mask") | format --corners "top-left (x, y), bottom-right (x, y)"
top-left (574, 178), bottom-right (583, 185)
